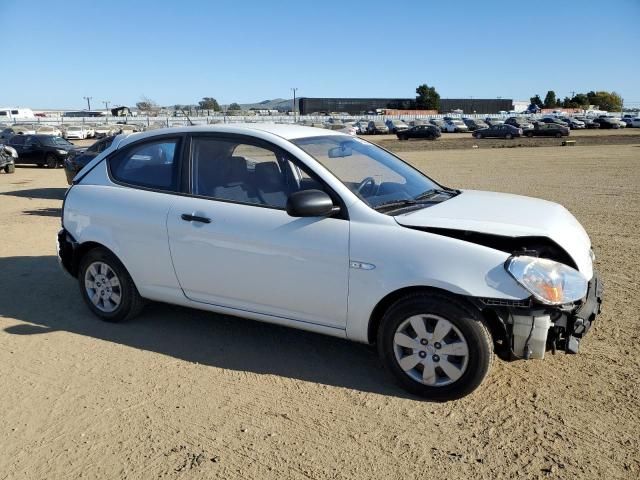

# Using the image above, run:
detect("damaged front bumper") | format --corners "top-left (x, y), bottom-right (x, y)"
top-left (555, 271), bottom-right (604, 354)
top-left (481, 272), bottom-right (603, 360)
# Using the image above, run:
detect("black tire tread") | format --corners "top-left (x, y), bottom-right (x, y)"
top-left (78, 247), bottom-right (145, 322)
top-left (377, 292), bottom-right (493, 400)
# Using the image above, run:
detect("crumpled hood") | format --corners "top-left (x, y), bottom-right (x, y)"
top-left (395, 190), bottom-right (593, 279)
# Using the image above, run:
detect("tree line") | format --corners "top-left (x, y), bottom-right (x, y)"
top-left (529, 90), bottom-right (623, 111)
top-left (135, 96), bottom-right (242, 115)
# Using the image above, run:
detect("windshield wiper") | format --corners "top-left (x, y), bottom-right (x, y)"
top-left (414, 188), bottom-right (460, 201)
top-left (372, 199), bottom-right (417, 211)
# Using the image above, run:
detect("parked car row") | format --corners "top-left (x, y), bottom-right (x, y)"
top-left (3, 134), bottom-right (83, 168)
top-left (0, 122), bottom-right (145, 142)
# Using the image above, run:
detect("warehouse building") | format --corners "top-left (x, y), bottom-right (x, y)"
top-left (298, 97), bottom-right (514, 115)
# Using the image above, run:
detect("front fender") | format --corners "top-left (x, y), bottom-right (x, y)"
top-left (346, 220), bottom-right (529, 343)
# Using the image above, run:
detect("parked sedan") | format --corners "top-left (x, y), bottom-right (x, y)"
top-left (462, 118), bottom-right (488, 131)
top-left (558, 117), bottom-right (586, 129)
top-left (428, 119), bottom-right (446, 132)
top-left (0, 128), bottom-right (18, 142)
top-left (384, 119), bottom-right (409, 133)
top-left (442, 119), bottom-right (469, 133)
top-left (574, 117), bottom-right (600, 129)
top-left (64, 135), bottom-right (115, 184)
top-left (484, 117), bottom-right (505, 127)
top-left (64, 125), bottom-right (90, 139)
top-left (367, 121), bottom-right (389, 134)
top-left (592, 116), bottom-right (623, 129)
top-left (396, 124), bottom-right (441, 140)
top-left (505, 117), bottom-right (535, 131)
top-left (354, 121), bottom-right (369, 134)
top-left (13, 124), bottom-right (37, 135)
top-left (94, 124), bottom-right (114, 138)
top-left (472, 124), bottom-right (522, 139)
top-left (629, 117), bottom-right (640, 128)
top-left (58, 124), bottom-right (602, 400)
top-left (36, 125), bottom-right (63, 136)
top-left (1, 126), bottom-right (33, 141)
top-left (8, 134), bottom-right (82, 167)
top-left (524, 124), bottom-right (570, 137)
top-left (538, 117), bottom-right (569, 127)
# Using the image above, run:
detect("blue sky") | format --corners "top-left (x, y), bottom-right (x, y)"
top-left (1, 0), bottom-right (639, 109)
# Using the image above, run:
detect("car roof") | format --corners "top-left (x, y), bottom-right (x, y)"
top-left (118, 123), bottom-right (347, 147)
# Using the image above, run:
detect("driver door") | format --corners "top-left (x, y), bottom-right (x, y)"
top-left (166, 134), bottom-right (350, 329)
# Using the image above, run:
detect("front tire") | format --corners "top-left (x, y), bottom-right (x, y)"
top-left (45, 154), bottom-right (57, 168)
top-left (78, 247), bottom-right (144, 322)
top-left (4, 163), bottom-right (15, 173)
top-left (378, 293), bottom-right (493, 400)
top-left (505, 133), bottom-right (513, 139)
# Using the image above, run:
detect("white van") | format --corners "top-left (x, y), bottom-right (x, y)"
top-left (0, 107), bottom-right (36, 122)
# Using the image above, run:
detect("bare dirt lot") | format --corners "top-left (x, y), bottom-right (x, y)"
top-left (1, 143), bottom-right (639, 479)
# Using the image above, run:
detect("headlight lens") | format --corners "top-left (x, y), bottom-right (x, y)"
top-left (505, 255), bottom-right (588, 305)
top-left (57, 149), bottom-right (68, 155)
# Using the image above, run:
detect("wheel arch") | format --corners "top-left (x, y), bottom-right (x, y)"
top-left (366, 285), bottom-right (508, 351)
top-left (71, 241), bottom-right (125, 278)
top-left (367, 285), bottom-right (472, 344)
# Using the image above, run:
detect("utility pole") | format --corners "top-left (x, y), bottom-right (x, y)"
top-left (102, 100), bottom-right (111, 123)
top-left (291, 87), bottom-right (298, 121)
top-left (83, 96), bottom-right (92, 111)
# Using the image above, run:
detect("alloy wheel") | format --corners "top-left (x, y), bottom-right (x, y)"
top-left (84, 261), bottom-right (122, 313)
top-left (393, 314), bottom-right (469, 387)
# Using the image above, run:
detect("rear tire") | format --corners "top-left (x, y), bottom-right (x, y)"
top-left (555, 132), bottom-right (562, 138)
top-left (378, 293), bottom-right (493, 400)
top-left (78, 247), bottom-right (145, 322)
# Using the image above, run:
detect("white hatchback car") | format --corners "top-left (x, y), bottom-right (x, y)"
top-left (58, 124), bottom-right (603, 400)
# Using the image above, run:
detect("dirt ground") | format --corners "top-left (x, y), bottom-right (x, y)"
top-left (0, 142), bottom-right (639, 479)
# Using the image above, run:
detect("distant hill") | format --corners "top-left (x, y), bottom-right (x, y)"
top-left (235, 98), bottom-right (297, 112)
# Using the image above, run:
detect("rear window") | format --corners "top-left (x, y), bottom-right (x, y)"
top-left (109, 138), bottom-right (180, 191)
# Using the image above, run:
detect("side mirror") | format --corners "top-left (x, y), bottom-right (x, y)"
top-left (286, 190), bottom-right (339, 217)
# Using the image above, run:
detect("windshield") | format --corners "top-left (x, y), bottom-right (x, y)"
top-left (42, 136), bottom-right (73, 146)
top-left (292, 135), bottom-right (442, 210)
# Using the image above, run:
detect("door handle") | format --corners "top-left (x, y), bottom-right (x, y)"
top-left (181, 213), bottom-right (211, 224)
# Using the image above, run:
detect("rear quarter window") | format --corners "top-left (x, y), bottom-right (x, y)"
top-left (109, 138), bottom-right (180, 192)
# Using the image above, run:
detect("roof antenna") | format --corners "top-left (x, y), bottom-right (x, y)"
top-left (180, 108), bottom-right (194, 126)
